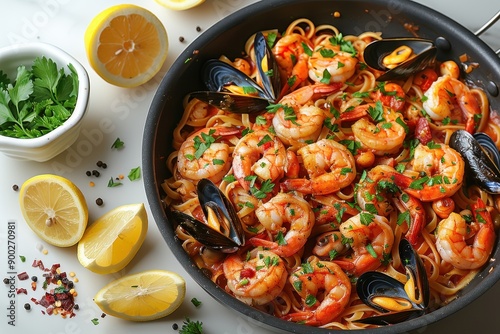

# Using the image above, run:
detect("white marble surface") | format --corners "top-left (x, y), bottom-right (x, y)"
top-left (0, 1), bottom-right (499, 334)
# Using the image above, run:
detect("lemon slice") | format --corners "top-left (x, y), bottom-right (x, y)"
top-left (94, 269), bottom-right (186, 321)
top-left (155, 0), bottom-right (205, 10)
top-left (84, 4), bottom-right (168, 87)
top-left (19, 174), bottom-right (88, 247)
top-left (77, 203), bottom-right (148, 274)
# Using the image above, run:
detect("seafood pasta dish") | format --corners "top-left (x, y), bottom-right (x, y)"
top-left (162, 18), bottom-right (499, 329)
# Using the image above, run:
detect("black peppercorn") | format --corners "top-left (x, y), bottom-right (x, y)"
top-left (31, 276), bottom-right (37, 282)
top-left (24, 303), bottom-right (31, 310)
top-left (86, 171), bottom-right (92, 176)
top-left (101, 163), bottom-right (107, 169)
top-left (92, 170), bottom-right (100, 177)
top-left (196, 26), bottom-right (202, 32)
top-left (73, 304), bottom-right (79, 310)
top-left (96, 198), bottom-right (104, 206)
top-left (172, 323), bottom-right (179, 330)
top-left (67, 281), bottom-right (74, 289)
top-left (3, 278), bottom-right (10, 284)
top-left (96, 160), bottom-right (103, 167)
top-left (179, 36), bottom-right (185, 42)
top-left (12, 184), bottom-right (19, 191)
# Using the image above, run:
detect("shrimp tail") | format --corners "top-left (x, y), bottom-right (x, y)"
top-left (282, 311), bottom-right (318, 325)
top-left (405, 212), bottom-right (425, 246)
top-left (281, 178), bottom-right (313, 194)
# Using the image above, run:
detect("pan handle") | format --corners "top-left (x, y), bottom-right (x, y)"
top-left (473, 10), bottom-right (500, 55)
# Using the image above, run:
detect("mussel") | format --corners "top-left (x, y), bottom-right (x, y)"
top-left (169, 179), bottom-right (245, 253)
top-left (188, 31), bottom-right (282, 114)
top-left (363, 38), bottom-right (437, 81)
top-left (356, 239), bottom-right (430, 325)
top-left (449, 130), bottom-right (500, 194)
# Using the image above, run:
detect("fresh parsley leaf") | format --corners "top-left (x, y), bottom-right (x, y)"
top-left (111, 137), bottom-right (125, 149)
top-left (127, 166), bottom-right (141, 181)
top-left (179, 318), bottom-right (203, 334)
top-left (108, 177), bottom-right (123, 187)
top-left (191, 298), bottom-right (202, 308)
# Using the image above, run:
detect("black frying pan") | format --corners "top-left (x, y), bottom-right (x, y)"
top-left (143, 1), bottom-right (500, 333)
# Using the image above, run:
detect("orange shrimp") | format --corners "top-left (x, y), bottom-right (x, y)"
top-left (436, 198), bottom-right (496, 270)
top-left (281, 138), bottom-right (356, 195)
top-left (232, 130), bottom-right (287, 191)
top-left (339, 212), bottom-right (394, 276)
top-left (249, 193), bottom-right (315, 257)
top-left (223, 249), bottom-right (288, 305)
top-left (283, 257), bottom-right (352, 326)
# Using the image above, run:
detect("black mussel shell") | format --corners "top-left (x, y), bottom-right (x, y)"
top-left (254, 31), bottom-right (281, 101)
top-left (170, 210), bottom-right (242, 252)
top-left (356, 239), bottom-right (429, 325)
top-left (197, 178), bottom-right (245, 248)
top-left (187, 91), bottom-right (270, 114)
top-left (363, 38), bottom-right (437, 81)
top-left (474, 132), bottom-right (500, 168)
top-left (169, 179), bottom-right (245, 253)
top-left (357, 271), bottom-right (419, 313)
top-left (202, 59), bottom-right (269, 98)
top-left (450, 130), bottom-right (500, 193)
top-left (399, 239), bottom-right (430, 309)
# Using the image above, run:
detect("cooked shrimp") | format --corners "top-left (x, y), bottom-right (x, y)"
top-left (356, 165), bottom-right (397, 216)
top-left (393, 142), bottom-right (465, 201)
top-left (281, 138), bottom-right (356, 195)
top-left (177, 127), bottom-right (241, 183)
top-left (370, 82), bottom-right (406, 111)
top-left (308, 39), bottom-right (358, 84)
top-left (223, 249), bottom-right (288, 305)
top-left (273, 33), bottom-right (312, 86)
top-left (283, 257), bottom-right (352, 326)
top-left (436, 198), bottom-right (496, 270)
top-left (347, 102), bottom-right (408, 155)
top-left (312, 195), bottom-right (359, 226)
top-left (357, 165), bottom-right (425, 246)
top-left (250, 193), bottom-right (315, 257)
top-left (423, 75), bottom-right (482, 133)
top-left (232, 130), bottom-right (286, 191)
top-left (339, 212), bottom-right (394, 276)
top-left (312, 231), bottom-right (350, 259)
top-left (272, 84), bottom-right (341, 145)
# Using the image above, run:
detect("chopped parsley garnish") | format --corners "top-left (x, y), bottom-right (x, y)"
top-left (127, 166), bottom-right (141, 181)
top-left (179, 318), bottom-right (203, 334)
top-left (190, 298), bottom-right (202, 308)
top-left (111, 137), bottom-right (125, 149)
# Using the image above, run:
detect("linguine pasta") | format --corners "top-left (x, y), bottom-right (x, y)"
top-left (163, 18), bottom-right (499, 329)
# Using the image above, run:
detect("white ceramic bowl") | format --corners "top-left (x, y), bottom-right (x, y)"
top-left (0, 42), bottom-right (89, 162)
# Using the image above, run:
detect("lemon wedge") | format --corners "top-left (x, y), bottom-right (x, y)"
top-left (94, 269), bottom-right (186, 321)
top-left (77, 203), bottom-right (148, 274)
top-left (19, 174), bottom-right (88, 247)
top-left (84, 4), bottom-right (168, 87)
top-left (155, 0), bottom-right (205, 10)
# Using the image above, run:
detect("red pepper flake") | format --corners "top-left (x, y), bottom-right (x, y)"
top-left (17, 272), bottom-right (29, 280)
top-left (16, 288), bottom-right (27, 295)
top-left (31, 281), bottom-right (37, 291)
top-left (32, 259), bottom-right (45, 270)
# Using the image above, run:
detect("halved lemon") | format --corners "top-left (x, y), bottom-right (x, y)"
top-left (19, 174), bottom-right (88, 247)
top-left (94, 269), bottom-right (186, 321)
top-left (77, 203), bottom-right (148, 274)
top-left (155, 0), bottom-right (205, 10)
top-left (84, 4), bottom-right (168, 87)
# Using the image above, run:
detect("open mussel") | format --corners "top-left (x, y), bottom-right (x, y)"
top-left (449, 130), bottom-right (500, 193)
top-left (169, 179), bottom-right (245, 253)
top-left (356, 239), bottom-right (430, 325)
top-left (363, 38), bottom-right (437, 81)
top-left (188, 32), bottom-right (281, 114)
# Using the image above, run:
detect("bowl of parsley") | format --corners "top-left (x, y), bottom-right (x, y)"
top-left (0, 42), bottom-right (89, 162)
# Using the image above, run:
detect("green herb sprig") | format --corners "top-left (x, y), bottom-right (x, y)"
top-left (0, 56), bottom-right (78, 138)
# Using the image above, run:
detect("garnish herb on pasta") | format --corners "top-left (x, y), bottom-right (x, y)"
top-left (164, 18), bottom-right (498, 329)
